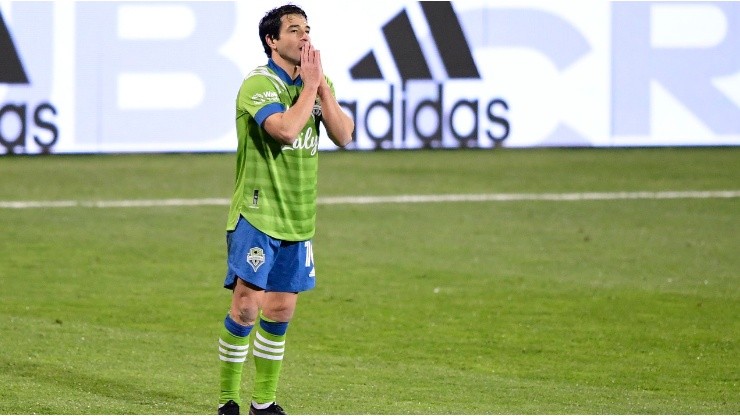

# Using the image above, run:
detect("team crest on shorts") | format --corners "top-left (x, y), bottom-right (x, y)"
top-left (247, 247), bottom-right (265, 272)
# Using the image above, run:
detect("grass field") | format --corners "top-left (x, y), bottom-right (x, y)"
top-left (0, 147), bottom-right (738, 414)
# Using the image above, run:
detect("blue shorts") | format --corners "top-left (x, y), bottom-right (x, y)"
top-left (224, 216), bottom-right (316, 293)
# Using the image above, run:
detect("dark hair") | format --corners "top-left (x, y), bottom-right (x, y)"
top-left (259, 4), bottom-right (308, 58)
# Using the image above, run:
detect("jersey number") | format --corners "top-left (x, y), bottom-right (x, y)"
top-left (304, 241), bottom-right (315, 277)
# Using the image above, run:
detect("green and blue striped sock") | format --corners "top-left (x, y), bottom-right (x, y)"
top-left (251, 312), bottom-right (289, 406)
top-left (218, 314), bottom-right (252, 406)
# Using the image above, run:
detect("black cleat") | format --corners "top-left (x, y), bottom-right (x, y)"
top-left (249, 402), bottom-right (286, 415)
top-left (218, 400), bottom-right (240, 415)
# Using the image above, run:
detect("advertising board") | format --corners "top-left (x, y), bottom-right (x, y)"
top-left (0, 1), bottom-right (738, 154)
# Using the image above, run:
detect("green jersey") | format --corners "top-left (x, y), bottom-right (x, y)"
top-left (227, 59), bottom-right (332, 241)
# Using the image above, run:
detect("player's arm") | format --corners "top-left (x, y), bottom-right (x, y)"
top-left (263, 43), bottom-right (322, 145)
top-left (262, 84), bottom-right (318, 146)
top-left (318, 79), bottom-right (354, 148)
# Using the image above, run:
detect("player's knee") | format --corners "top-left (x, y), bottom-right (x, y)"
top-left (231, 297), bottom-right (259, 326)
top-left (261, 301), bottom-right (296, 323)
top-left (238, 307), bottom-right (259, 326)
top-left (230, 278), bottom-right (263, 325)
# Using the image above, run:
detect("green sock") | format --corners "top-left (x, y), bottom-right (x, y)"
top-left (219, 315), bottom-right (252, 406)
top-left (251, 312), bottom-right (289, 405)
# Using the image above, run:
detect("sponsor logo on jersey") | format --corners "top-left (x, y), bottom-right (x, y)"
top-left (282, 126), bottom-right (319, 156)
top-left (251, 91), bottom-right (279, 106)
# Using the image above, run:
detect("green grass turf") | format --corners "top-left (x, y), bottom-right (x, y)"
top-left (0, 148), bottom-right (738, 414)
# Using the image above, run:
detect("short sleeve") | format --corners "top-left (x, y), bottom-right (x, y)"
top-left (237, 74), bottom-right (286, 126)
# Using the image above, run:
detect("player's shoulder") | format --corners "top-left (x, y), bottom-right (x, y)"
top-left (243, 65), bottom-right (287, 92)
top-left (245, 64), bottom-right (272, 78)
top-left (245, 65), bottom-right (279, 83)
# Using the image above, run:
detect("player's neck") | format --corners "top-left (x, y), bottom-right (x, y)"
top-left (271, 55), bottom-right (300, 81)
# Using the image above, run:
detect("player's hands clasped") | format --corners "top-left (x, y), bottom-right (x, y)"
top-left (300, 42), bottom-right (324, 91)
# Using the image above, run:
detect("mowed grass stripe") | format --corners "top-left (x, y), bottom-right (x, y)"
top-left (1, 190), bottom-right (739, 209)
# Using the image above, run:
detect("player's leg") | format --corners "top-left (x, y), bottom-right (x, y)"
top-left (219, 217), bottom-right (277, 414)
top-left (218, 280), bottom-right (263, 414)
top-left (250, 240), bottom-right (315, 414)
top-left (250, 292), bottom-right (296, 414)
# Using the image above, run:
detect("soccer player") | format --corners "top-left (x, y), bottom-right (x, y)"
top-left (216, 4), bottom-right (354, 415)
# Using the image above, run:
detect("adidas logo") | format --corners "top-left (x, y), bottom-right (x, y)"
top-left (350, 2), bottom-right (479, 82)
top-left (338, 1), bottom-right (510, 150)
top-left (0, 8), bottom-right (58, 155)
top-left (0, 10), bottom-right (29, 84)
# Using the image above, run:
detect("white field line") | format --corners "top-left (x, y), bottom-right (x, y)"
top-left (1, 190), bottom-right (738, 209)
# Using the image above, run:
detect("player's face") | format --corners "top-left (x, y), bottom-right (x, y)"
top-left (272, 14), bottom-right (311, 66)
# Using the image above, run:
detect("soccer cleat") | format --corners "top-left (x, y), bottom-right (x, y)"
top-left (248, 402), bottom-right (286, 415)
top-left (218, 400), bottom-right (240, 415)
